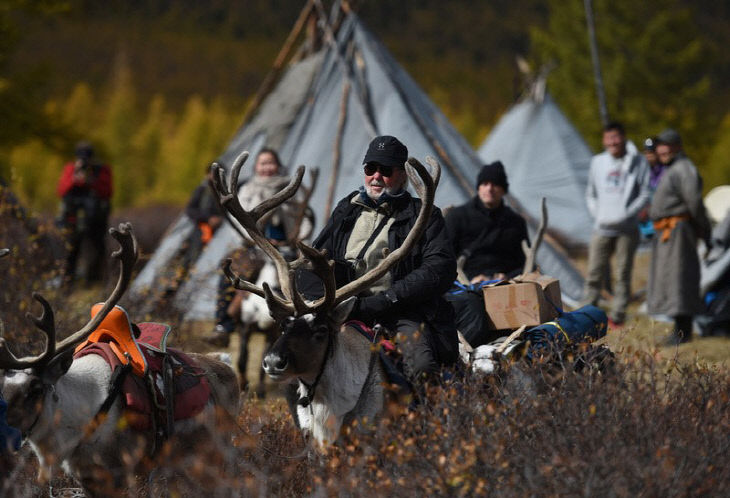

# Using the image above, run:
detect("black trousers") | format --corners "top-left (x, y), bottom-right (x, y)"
top-left (673, 315), bottom-right (693, 342)
top-left (64, 219), bottom-right (107, 283)
top-left (444, 290), bottom-right (503, 348)
top-left (215, 272), bottom-right (237, 333)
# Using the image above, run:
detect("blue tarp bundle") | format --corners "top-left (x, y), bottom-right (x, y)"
top-left (0, 394), bottom-right (21, 453)
top-left (524, 305), bottom-right (607, 360)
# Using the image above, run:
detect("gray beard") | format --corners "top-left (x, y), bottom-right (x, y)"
top-left (366, 184), bottom-right (403, 200)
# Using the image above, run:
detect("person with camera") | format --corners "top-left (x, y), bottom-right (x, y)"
top-left (56, 141), bottom-right (112, 285)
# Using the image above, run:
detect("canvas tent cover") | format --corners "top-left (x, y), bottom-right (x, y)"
top-left (130, 13), bottom-right (585, 319)
top-left (478, 93), bottom-right (594, 248)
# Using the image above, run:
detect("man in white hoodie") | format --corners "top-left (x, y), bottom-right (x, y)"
top-left (584, 122), bottom-right (651, 325)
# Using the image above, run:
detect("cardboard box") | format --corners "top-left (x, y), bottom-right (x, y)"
top-left (482, 272), bottom-right (562, 330)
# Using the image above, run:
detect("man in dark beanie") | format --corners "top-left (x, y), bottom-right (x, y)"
top-left (444, 160), bottom-right (528, 347)
top-left (476, 161), bottom-right (509, 194)
top-left (302, 135), bottom-right (458, 383)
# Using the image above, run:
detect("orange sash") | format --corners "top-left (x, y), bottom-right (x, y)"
top-left (653, 214), bottom-right (690, 243)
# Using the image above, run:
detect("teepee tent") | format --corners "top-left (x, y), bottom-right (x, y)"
top-left (130, 5), bottom-right (585, 319)
top-left (477, 90), bottom-right (594, 249)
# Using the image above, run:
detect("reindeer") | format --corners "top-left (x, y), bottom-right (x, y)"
top-left (211, 151), bottom-right (439, 446)
top-left (0, 224), bottom-right (239, 496)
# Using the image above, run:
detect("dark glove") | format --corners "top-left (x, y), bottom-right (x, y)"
top-left (703, 238), bottom-right (713, 261)
top-left (349, 292), bottom-right (392, 323)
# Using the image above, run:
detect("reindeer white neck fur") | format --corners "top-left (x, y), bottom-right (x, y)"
top-left (294, 320), bottom-right (384, 445)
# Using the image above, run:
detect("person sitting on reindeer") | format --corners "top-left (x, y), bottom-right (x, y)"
top-left (301, 135), bottom-right (459, 384)
top-left (205, 147), bottom-right (313, 350)
top-left (444, 161), bottom-right (529, 348)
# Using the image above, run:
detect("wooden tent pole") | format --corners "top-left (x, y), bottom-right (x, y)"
top-left (237, 0), bottom-right (316, 129)
top-left (316, 0), bottom-right (472, 198)
top-left (584, 0), bottom-right (609, 126)
top-left (383, 73), bottom-right (475, 197)
top-left (325, 81), bottom-right (351, 217)
top-left (313, 0), bottom-right (378, 138)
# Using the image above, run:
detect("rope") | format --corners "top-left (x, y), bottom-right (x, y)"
top-left (297, 329), bottom-right (335, 407)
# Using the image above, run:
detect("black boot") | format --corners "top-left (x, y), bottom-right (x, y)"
top-left (664, 315), bottom-right (693, 346)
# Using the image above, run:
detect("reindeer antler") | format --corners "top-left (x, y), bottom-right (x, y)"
top-left (0, 223), bottom-right (138, 370)
top-left (213, 153), bottom-right (440, 320)
top-left (210, 151), bottom-right (305, 318)
top-left (521, 197), bottom-right (548, 274)
top-left (288, 167), bottom-right (319, 245)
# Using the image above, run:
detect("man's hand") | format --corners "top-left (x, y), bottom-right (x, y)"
top-left (703, 238), bottom-right (713, 261)
top-left (470, 272), bottom-right (506, 284)
top-left (349, 293), bottom-right (391, 322)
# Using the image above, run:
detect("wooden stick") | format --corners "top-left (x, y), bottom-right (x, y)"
top-left (522, 197), bottom-right (548, 274)
top-left (325, 80), bottom-right (350, 217)
top-left (495, 325), bottom-right (527, 355)
top-left (237, 0), bottom-right (316, 129)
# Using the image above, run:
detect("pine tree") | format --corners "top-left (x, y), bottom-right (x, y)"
top-left (531, 0), bottom-right (715, 163)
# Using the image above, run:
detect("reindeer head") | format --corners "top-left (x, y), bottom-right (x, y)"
top-left (210, 151), bottom-right (440, 384)
top-left (262, 299), bottom-right (357, 382)
top-left (0, 224), bottom-right (137, 434)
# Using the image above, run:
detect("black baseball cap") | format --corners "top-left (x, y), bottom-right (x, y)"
top-left (363, 135), bottom-right (408, 168)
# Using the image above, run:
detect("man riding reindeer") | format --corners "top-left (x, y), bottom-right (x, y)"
top-left (210, 137), bottom-right (454, 444)
top-left (300, 135), bottom-right (459, 383)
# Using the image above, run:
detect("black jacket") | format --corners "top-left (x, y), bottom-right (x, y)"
top-left (445, 197), bottom-right (528, 279)
top-left (312, 191), bottom-right (458, 362)
top-left (185, 182), bottom-right (222, 224)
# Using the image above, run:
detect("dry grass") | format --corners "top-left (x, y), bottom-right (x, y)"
top-left (2, 200), bottom-right (729, 496)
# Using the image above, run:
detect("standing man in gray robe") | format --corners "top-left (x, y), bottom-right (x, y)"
top-left (647, 128), bottom-right (712, 345)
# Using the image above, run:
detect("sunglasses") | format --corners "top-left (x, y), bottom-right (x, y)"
top-left (363, 163), bottom-right (395, 177)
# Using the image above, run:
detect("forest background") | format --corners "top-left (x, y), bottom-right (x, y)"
top-left (2, 0), bottom-right (730, 214)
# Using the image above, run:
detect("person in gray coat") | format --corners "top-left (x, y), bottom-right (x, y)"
top-left (647, 128), bottom-right (712, 345)
top-left (584, 122), bottom-right (651, 325)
